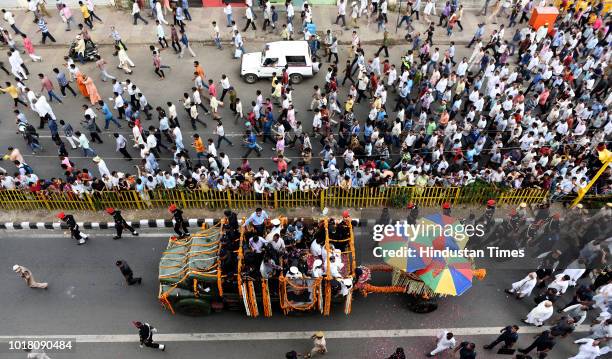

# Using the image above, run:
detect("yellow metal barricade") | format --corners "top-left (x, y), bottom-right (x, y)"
top-left (0, 186), bottom-right (607, 211)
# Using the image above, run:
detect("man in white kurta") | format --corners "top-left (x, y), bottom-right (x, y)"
top-left (560, 267), bottom-right (586, 287)
top-left (506, 272), bottom-right (537, 298)
top-left (548, 274), bottom-right (571, 295)
top-left (593, 283), bottom-right (612, 313)
top-left (427, 330), bottom-right (456, 356)
top-left (524, 300), bottom-right (553, 326)
top-left (264, 218), bottom-right (282, 242)
top-left (569, 338), bottom-right (611, 359)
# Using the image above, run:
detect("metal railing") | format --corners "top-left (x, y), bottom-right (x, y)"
top-left (0, 186), bottom-right (560, 211)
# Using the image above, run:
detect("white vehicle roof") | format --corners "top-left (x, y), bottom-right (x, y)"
top-left (264, 41), bottom-right (310, 58)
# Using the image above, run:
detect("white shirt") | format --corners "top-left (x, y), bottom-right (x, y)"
top-left (221, 77), bottom-right (230, 90)
top-left (548, 274), bottom-right (570, 294)
top-left (156, 24), bottom-right (165, 38)
top-left (457, 61), bottom-right (468, 77)
top-left (3, 11), bottom-right (16, 25)
top-left (215, 124), bottom-right (225, 136)
top-left (173, 127), bottom-right (183, 143)
top-left (84, 107), bottom-right (96, 120)
top-left (435, 330), bottom-right (456, 350)
top-left (570, 338), bottom-right (611, 359)
top-left (27, 0), bottom-right (38, 12)
top-left (310, 240), bottom-right (322, 257)
top-left (337, 0), bottom-right (346, 15)
top-left (114, 95), bottom-right (124, 109)
top-left (78, 134), bottom-right (91, 149)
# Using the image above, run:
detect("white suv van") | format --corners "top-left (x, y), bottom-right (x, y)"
top-left (241, 41), bottom-right (318, 84)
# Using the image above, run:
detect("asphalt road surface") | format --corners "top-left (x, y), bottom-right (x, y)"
top-left (0, 223), bottom-right (592, 358)
top-left (2, 42), bottom-right (473, 179)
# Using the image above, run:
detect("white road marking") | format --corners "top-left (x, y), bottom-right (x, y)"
top-left (0, 325), bottom-right (591, 343)
top-left (0, 233), bottom-right (173, 239)
top-left (1, 229), bottom-right (366, 239)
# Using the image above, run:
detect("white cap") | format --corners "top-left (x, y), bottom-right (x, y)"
top-left (519, 202), bottom-right (527, 208)
top-left (92, 156), bottom-right (102, 163)
top-left (343, 278), bottom-right (353, 287)
top-left (289, 266), bottom-right (299, 274)
top-left (313, 259), bottom-right (322, 268)
top-left (576, 204), bottom-right (584, 209)
top-left (12, 264), bottom-right (19, 271)
top-left (271, 218), bottom-right (281, 226)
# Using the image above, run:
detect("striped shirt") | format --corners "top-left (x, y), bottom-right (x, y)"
top-left (37, 19), bottom-right (49, 33)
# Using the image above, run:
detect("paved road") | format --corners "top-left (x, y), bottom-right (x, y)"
top-left (1, 42), bottom-right (478, 179)
top-left (0, 224), bottom-right (592, 358)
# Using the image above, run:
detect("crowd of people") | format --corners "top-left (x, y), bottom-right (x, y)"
top-left (0, 0), bottom-right (610, 208)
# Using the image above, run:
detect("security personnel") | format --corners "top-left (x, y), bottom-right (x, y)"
top-left (132, 321), bottom-right (165, 351)
top-left (106, 208), bottom-right (139, 240)
top-left (485, 199), bottom-right (496, 216)
top-left (407, 202), bottom-right (419, 225)
top-left (56, 212), bottom-right (88, 245)
top-left (115, 260), bottom-right (142, 285)
top-left (442, 202), bottom-right (452, 216)
top-left (478, 199), bottom-right (496, 224)
top-left (168, 204), bottom-right (190, 238)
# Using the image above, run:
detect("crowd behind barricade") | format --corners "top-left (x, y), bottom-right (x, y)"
top-left (0, 0), bottom-right (610, 205)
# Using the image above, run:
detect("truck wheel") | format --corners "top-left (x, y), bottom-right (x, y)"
top-left (410, 301), bottom-right (438, 313)
top-left (406, 295), bottom-right (438, 313)
top-left (289, 73), bottom-right (303, 84)
top-left (243, 73), bottom-right (258, 84)
top-left (174, 298), bottom-right (211, 316)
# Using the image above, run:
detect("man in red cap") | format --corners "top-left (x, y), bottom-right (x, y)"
top-left (57, 212), bottom-right (88, 245)
top-left (133, 321), bottom-right (165, 351)
top-left (481, 199), bottom-right (496, 222)
top-left (442, 202), bottom-right (452, 216)
top-left (106, 208), bottom-right (138, 240)
top-left (168, 204), bottom-right (190, 238)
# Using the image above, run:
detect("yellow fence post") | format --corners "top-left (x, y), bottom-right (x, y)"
top-left (320, 189), bottom-right (325, 211)
top-left (454, 187), bottom-right (461, 205)
top-left (273, 191), bottom-right (278, 209)
top-left (40, 192), bottom-right (52, 211)
top-left (133, 190), bottom-right (143, 210)
top-left (226, 189), bottom-right (233, 208)
top-left (179, 190), bottom-right (188, 208)
top-left (85, 193), bottom-right (96, 210)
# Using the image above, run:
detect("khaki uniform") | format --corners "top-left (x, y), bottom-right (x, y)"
top-left (14, 265), bottom-right (48, 289)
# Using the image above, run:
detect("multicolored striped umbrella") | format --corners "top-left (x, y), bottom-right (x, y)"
top-left (415, 256), bottom-right (474, 296)
top-left (378, 214), bottom-right (475, 296)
